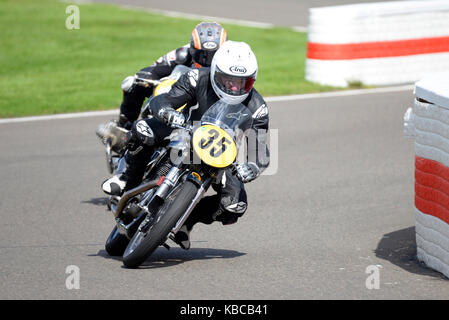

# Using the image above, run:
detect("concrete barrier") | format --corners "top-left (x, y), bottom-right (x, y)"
top-left (404, 72), bottom-right (449, 278)
top-left (306, 1), bottom-right (449, 87)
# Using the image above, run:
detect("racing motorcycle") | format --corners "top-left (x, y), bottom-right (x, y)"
top-left (105, 100), bottom-right (253, 268)
top-left (96, 65), bottom-right (191, 174)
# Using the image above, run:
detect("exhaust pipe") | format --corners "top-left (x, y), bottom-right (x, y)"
top-left (114, 179), bottom-right (160, 218)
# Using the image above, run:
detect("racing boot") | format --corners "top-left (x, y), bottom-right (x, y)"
top-left (173, 192), bottom-right (247, 248)
top-left (172, 195), bottom-right (221, 250)
top-left (101, 156), bottom-right (128, 196)
top-left (101, 174), bottom-right (127, 196)
top-left (101, 161), bottom-right (147, 196)
top-left (101, 146), bottom-right (149, 196)
top-left (173, 224), bottom-right (191, 250)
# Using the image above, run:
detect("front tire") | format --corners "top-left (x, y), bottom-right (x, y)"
top-left (122, 181), bottom-right (198, 268)
top-left (105, 226), bottom-right (130, 256)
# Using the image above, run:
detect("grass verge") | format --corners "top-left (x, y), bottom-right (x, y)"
top-left (0, 0), bottom-right (343, 118)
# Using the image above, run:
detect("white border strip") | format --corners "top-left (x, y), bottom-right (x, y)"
top-left (135, 6), bottom-right (275, 29)
top-left (61, 0), bottom-right (307, 32)
top-left (265, 84), bottom-right (415, 102)
top-left (0, 85), bottom-right (415, 124)
top-left (135, 7), bottom-right (307, 33)
top-left (0, 110), bottom-right (118, 124)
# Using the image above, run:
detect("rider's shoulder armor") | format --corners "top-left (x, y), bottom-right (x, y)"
top-left (247, 89), bottom-right (266, 110)
top-left (164, 44), bottom-right (191, 67)
top-left (175, 67), bottom-right (207, 92)
top-left (141, 44), bottom-right (192, 80)
top-left (174, 44), bottom-right (191, 65)
top-left (246, 89), bottom-right (269, 128)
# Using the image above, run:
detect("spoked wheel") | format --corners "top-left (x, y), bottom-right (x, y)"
top-left (122, 181), bottom-right (198, 268)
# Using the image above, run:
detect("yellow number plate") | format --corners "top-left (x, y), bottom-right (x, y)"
top-left (192, 125), bottom-right (237, 168)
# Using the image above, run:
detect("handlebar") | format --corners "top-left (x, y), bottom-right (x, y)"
top-left (134, 77), bottom-right (161, 87)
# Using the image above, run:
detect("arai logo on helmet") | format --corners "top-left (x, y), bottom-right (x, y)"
top-left (203, 41), bottom-right (217, 50)
top-left (229, 66), bottom-right (247, 74)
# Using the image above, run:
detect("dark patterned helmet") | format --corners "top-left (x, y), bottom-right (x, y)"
top-left (189, 22), bottom-right (227, 68)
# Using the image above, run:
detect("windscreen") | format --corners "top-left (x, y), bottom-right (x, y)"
top-left (200, 100), bottom-right (253, 142)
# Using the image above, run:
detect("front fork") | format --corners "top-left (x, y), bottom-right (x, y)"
top-left (136, 165), bottom-right (185, 234)
top-left (170, 176), bottom-right (211, 235)
top-left (153, 166), bottom-right (183, 200)
top-left (138, 168), bottom-right (212, 239)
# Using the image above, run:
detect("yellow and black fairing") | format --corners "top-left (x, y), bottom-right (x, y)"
top-left (141, 65), bottom-right (190, 118)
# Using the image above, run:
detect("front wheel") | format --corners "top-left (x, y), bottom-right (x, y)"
top-left (105, 226), bottom-right (130, 256)
top-left (122, 180), bottom-right (199, 268)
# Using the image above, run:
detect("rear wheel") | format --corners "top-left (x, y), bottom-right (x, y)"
top-left (105, 226), bottom-right (130, 256)
top-left (122, 180), bottom-right (198, 268)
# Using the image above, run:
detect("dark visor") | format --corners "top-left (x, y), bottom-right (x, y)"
top-left (191, 49), bottom-right (215, 67)
top-left (214, 67), bottom-right (255, 96)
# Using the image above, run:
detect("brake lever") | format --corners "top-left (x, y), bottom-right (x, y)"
top-left (171, 123), bottom-right (193, 132)
top-left (230, 163), bottom-right (239, 175)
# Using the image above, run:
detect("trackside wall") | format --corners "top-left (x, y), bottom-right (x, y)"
top-left (404, 72), bottom-right (449, 278)
top-left (306, 1), bottom-right (449, 87)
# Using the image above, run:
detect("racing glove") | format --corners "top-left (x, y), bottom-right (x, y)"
top-left (158, 108), bottom-right (186, 128)
top-left (233, 162), bottom-right (261, 183)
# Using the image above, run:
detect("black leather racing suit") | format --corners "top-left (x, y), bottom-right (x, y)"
top-left (126, 67), bottom-right (270, 227)
top-left (119, 44), bottom-right (193, 127)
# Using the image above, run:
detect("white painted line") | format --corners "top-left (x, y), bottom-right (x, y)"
top-left (135, 6), bottom-right (276, 29)
top-left (0, 110), bottom-right (118, 124)
top-left (265, 84), bottom-right (415, 102)
top-left (60, 0), bottom-right (307, 32)
top-left (291, 26), bottom-right (308, 33)
top-left (127, 6), bottom-right (307, 32)
top-left (0, 85), bottom-right (415, 124)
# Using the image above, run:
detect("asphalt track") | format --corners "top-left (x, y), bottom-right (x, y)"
top-left (1, 0), bottom-right (448, 301)
top-left (1, 88), bottom-right (448, 300)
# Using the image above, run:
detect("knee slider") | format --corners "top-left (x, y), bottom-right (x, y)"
top-left (217, 196), bottom-right (247, 225)
top-left (221, 195), bottom-right (247, 214)
top-left (132, 120), bottom-right (155, 146)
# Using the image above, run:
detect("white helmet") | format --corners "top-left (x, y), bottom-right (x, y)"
top-left (210, 40), bottom-right (258, 105)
